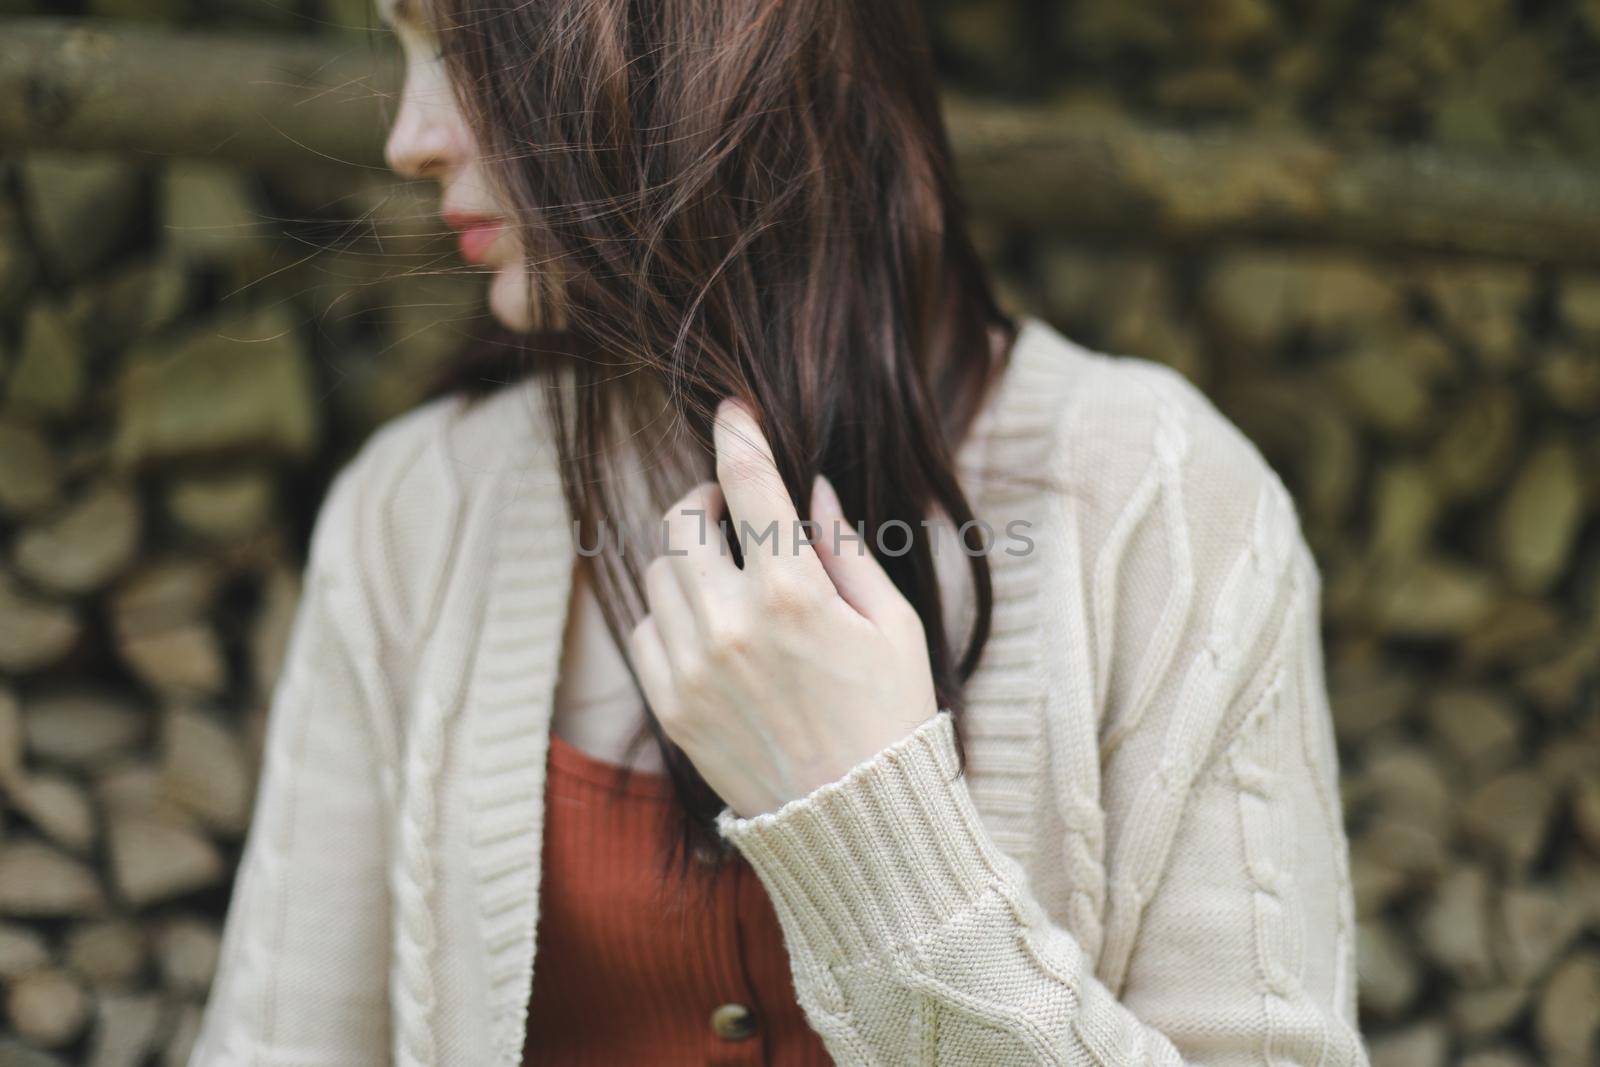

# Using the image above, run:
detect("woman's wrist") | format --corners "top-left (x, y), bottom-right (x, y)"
top-left (715, 711), bottom-right (1017, 969)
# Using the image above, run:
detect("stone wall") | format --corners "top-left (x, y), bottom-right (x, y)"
top-left (0, 2), bottom-right (1597, 1066)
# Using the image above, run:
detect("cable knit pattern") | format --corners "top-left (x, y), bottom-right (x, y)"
top-left (187, 315), bottom-right (1366, 1066)
top-left (187, 460), bottom-right (397, 1066)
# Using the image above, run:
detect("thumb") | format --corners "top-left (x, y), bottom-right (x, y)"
top-left (810, 474), bottom-right (905, 624)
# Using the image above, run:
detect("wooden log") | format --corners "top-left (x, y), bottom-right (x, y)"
top-left (3, 17), bottom-right (1599, 263)
top-left (943, 99), bottom-right (1600, 264)
top-left (0, 17), bottom-right (393, 167)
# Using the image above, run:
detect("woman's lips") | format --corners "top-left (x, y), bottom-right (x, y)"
top-left (442, 212), bottom-right (506, 265)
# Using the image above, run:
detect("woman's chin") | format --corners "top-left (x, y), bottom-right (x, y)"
top-left (487, 264), bottom-right (534, 333)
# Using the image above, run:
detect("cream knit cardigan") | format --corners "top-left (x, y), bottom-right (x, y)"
top-left (188, 315), bottom-right (1368, 1067)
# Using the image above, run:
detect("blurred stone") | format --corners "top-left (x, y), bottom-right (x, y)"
top-left (1350, 839), bottom-right (1409, 917)
top-left (1328, 342), bottom-right (1432, 437)
top-left (1063, 0), bottom-right (1177, 54)
top-left (1426, 686), bottom-right (1520, 779)
top-left (1204, 249), bottom-right (1402, 350)
top-left (166, 469), bottom-right (274, 541)
top-left (1329, 658), bottom-right (1418, 745)
top-left (118, 624), bottom-right (228, 701)
top-left (1555, 83), bottom-right (1600, 154)
top-left (95, 761), bottom-right (189, 827)
top-left (0, 573), bottom-right (80, 673)
top-left (6, 967), bottom-right (90, 1048)
top-left (107, 814), bottom-right (223, 907)
top-left (1190, 0), bottom-right (1278, 49)
top-left (155, 916), bottom-right (219, 995)
top-left (86, 991), bottom-right (163, 1067)
top-left (1108, 308), bottom-right (1206, 388)
top-left (1537, 345), bottom-right (1600, 414)
top-left (65, 920), bottom-right (147, 987)
top-left (161, 707), bottom-right (250, 835)
top-left (14, 481), bottom-right (141, 595)
top-left (9, 773), bottom-right (95, 854)
top-left (1450, 985), bottom-right (1530, 1042)
top-left (0, 686), bottom-right (20, 789)
top-left (1225, 381), bottom-right (1361, 530)
top-left (1496, 439), bottom-right (1583, 594)
top-left (113, 306), bottom-right (319, 468)
top-left (0, 418), bottom-right (60, 517)
top-left (935, 0), bottom-right (1025, 80)
top-left (70, 255), bottom-right (192, 345)
top-left (1539, 736), bottom-right (1600, 791)
top-left (1422, 260), bottom-right (1530, 369)
top-left (1459, 597), bottom-right (1564, 670)
top-left (0, 922), bottom-right (50, 979)
top-left (1368, 557), bottom-right (1497, 637)
top-left (1358, 745), bottom-right (1451, 827)
top-left (0, 212), bottom-right (35, 313)
top-left (1360, 816), bottom-right (1449, 884)
top-left (1518, 624), bottom-right (1600, 716)
top-left (1429, 386), bottom-right (1520, 503)
top-left (59, 435), bottom-right (112, 481)
top-left (21, 154), bottom-right (142, 280)
top-left (1535, 952), bottom-right (1600, 1067)
top-left (1396, 326), bottom-right (1460, 381)
top-left (1499, 883), bottom-right (1588, 982)
top-left (110, 560), bottom-right (221, 631)
top-left (0, 1038), bottom-right (68, 1067)
top-left (1462, 771), bottom-right (1554, 874)
top-left (1369, 1022), bottom-right (1447, 1067)
top-left (162, 163), bottom-right (264, 264)
top-left (8, 303), bottom-right (85, 420)
top-left (1576, 778), bottom-right (1600, 855)
top-left (162, 1002), bottom-right (202, 1067)
top-left (23, 690), bottom-right (146, 769)
top-left (1459, 1050), bottom-right (1535, 1067)
top-left (250, 563), bottom-right (301, 699)
top-left (1369, 461), bottom-right (1438, 564)
top-left (1041, 247), bottom-right (1167, 332)
top-left (321, 0), bottom-right (379, 36)
top-left (1357, 920), bottom-right (1418, 1019)
top-left (1421, 865), bottom-right (1495, 984)
top-left (1559, 273), bottom-right (1600, 341)
top-left (1153, 64), bottom-right (1255, 113)
top-left (0, 840), bottom-right (105, 916)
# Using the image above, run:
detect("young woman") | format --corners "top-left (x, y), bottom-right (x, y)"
top-left (189, 0), bottom-right (1368, 1064)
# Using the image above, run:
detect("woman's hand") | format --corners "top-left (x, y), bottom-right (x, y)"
top-left (628, 398), bottom-right (941, 818)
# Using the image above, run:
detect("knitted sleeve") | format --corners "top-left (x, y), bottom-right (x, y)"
top-left (186, 460), bottom-right (395, 1067)
top-left (716, 398), bottom-right (1368, 1066)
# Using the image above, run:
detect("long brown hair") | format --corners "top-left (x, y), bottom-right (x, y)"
top-left (429, 0), bottom-right (1017, 869)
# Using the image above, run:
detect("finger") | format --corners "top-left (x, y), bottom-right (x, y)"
top-left (712, 398), bottom-right (826, 583)
top-left (809, 473), bottom-right (911, 625)
top-left (642, 553), bottom-right (699, 672)
top-left (627, 614), bottom-right (676, 717)
top-left (660, 481), bottom-right (739, 613)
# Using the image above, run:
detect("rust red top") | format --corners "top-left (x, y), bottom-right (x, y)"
top-left (522, 732), bottom-right (836, 1066)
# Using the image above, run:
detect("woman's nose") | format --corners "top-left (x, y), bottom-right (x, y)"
top-left (384, 92), bottom-right (459, 181)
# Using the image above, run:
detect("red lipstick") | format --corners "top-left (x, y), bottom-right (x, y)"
top-left (441, 210), bottom-right (506, 265)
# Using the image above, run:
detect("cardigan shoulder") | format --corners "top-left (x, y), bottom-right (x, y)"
top-left (305, 378), bottom-right (552, 653)
top-left (1047, 346), bottom-right (1305, 568)
top-left (1025, 336), bottom-right (1315, 765)
top-left (1000, 320), bottom-right (1305, 567)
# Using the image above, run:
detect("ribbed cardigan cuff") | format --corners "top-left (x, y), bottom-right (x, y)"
top-left (714, 712), bottom-right (1019, 971)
